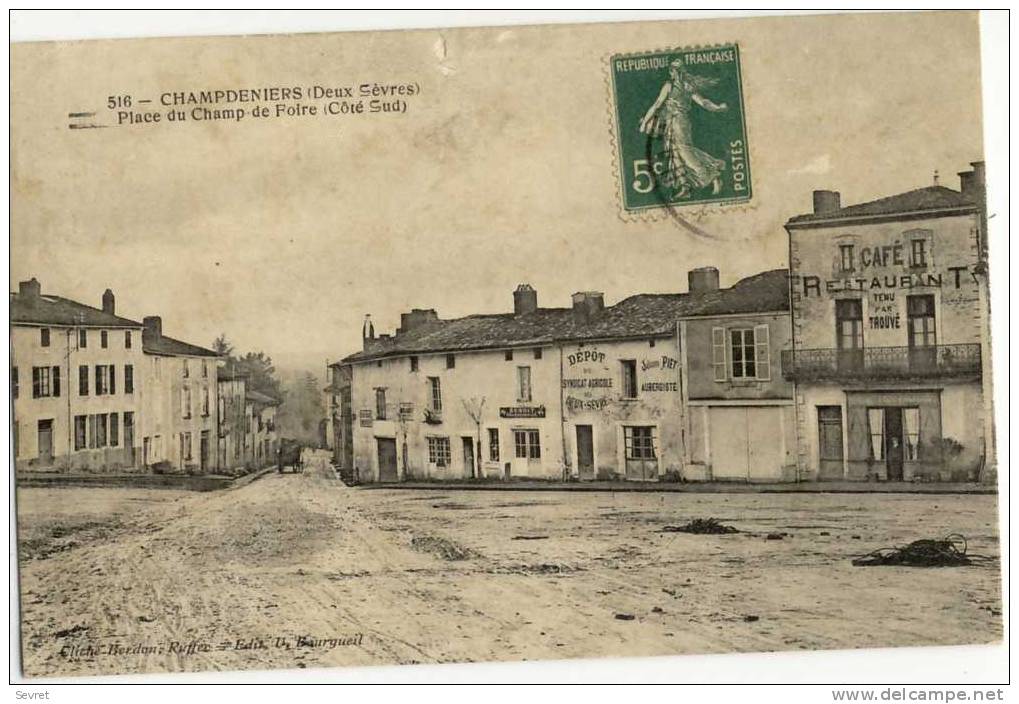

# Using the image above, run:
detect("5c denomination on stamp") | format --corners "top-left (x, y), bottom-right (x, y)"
top-left (609, 44), bottom-right (751, 215)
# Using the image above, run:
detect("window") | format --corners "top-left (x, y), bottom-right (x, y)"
top-left (40, 328), bottom-right (50, 347)
top-left (202, 386), bottom-right (210, 416)
top-left (712, 328), bottom-right (727, 381)
top-left (101, 330), bottom-right (108, 348)
top-left (32, 366), bottom-right (59, 398)
top-left (624, 426), bottom-right (657, 460)
top-left (427, 436), bottom-right (451, 467)
top-left (428, 377), bottom-right (442, 412)
top-left (79, 365), bottom-right (89, 395)
top-left (125, 365), bottom-right (134, 394)
top-left (730, 329), bottom-right (757, 379)
top-left (533, 348), bottom-right (542, 360)
top-left (505, 350), bottom-right (513, 361)
top-left (78, 329), bottom-right (87, 348)
top-left (907, 295), bottom-right (936, 348)
top-left (202, 360), bottom-right (208, 378)
top-left (182, 387), bottom-right (192, 419)
top-left (109, 364), bottom-right (116, 394)
top-left (903, 407), bottom-right (920, 461)
top-left (488, 428), bottom-right (500, 462)
top-left (620, 359), bottom-right (638, 399)
top-left (109, 412), bottom-right (119, 447)
top-left (911, 239), bottom-right (928, 268)
top-left (153, 357), bottom-right (161, 379)
top-left (867, 408), bottom-right (885, 461)
top-left (96, 413), bottom-right (108, 448)
top-left (125, 330), bottom-right (132, 349)
top-left (375, 387), bottom-right (387, 420)
top-left (182, 432), bottom-right (193, 461)
top-left (409, 356), bottom-right (419, 372)
top-left (513, 429), bottom-right (541, 460)
top-left (11, 368), bottom-right (18, 399)
top-left (835, 299), bottom-right (864, 373)
top-left (74, 415), bottom-right (87, 451)
top-left (182, 360), bottom-right (190, 378)
top-left (517, 366), bottom-right (532, 402)
top-left (839, 243), bottom-right (855, 272)
top-left (95, 365), bottom-right (110, 395)
top-left (446, 354), bottom-right (455, 369)
top-left (88, 414), bottom-right (97, 449)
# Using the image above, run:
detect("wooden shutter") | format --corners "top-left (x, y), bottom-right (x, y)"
top-left (712, 328), bottom-right (727, 382)
top-left (51, 366), bottom-right (60, 397)
top-left (754, 324), bottom-right (771, 381)
top-left (32, 367), bottom-right (41, 398)
top-left (109, 365), bottom-right (116, 395)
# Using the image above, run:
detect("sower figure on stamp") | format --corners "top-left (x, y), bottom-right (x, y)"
top-left (639, 58), bottom-right (728, 198)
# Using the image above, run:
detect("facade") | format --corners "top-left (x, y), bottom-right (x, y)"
top-left (784, 163), bottom-right (991, 482)
top-left (140, 316), bottom-right (222, 473)
top-left (217, 365), bottom-right (250, 471)
top-left (11, 280), bottom-right (145, 472)
top-left (246, 390), bottom-right (280, 468)
top-left (334, 271), bottom-right (791, 483)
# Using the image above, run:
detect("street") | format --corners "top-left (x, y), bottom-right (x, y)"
top-left (17, 451), bottom-right (1002, 678)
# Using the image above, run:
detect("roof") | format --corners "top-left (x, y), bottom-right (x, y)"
top-left (246, 389), bottom-right (281, 407)
top-left (342, 269), bottom-right (789, 363)
top-left (787, 186), bottom-right (978, 227)
top-left (10, 293), bottom-right (143, 329)
top-left (217, 366), bottom-right (250, 382)
top-left (143, 334), bottom-right (220, 358)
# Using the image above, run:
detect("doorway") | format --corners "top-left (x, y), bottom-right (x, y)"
top-left (376, 437), bottom-right (398, 482)
top-left (884, 407), bottom-right (904, 481)
top-left (37, 419), bottom-right (54, 465)
top-left (576, 425), bottom-right (594, 480)
top-left (462, 437), bottom-right (475, 479)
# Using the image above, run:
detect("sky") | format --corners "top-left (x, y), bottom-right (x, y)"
top-left (10, 12), bottom-right (985, 376)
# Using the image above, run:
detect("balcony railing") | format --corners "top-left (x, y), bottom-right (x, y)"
top-left (781, 343), bottom-right (982, 382)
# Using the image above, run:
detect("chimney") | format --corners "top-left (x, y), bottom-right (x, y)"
top-left (362, 314), bottom-right (375, 350)
top-left (143, 315), bottom-right (162, 341)
top-left (571, 291), bottom-right (605, 324)
top-left (398, 308), bottom-right (439, 334)
top-left (812, 190), bottom-right (841, 215)
top-left (688, 266), bottom-right (720, 293)
top-left (102, 288), bottom-right (115, 315)
top-left (18, 278), bottom-right (41, 299)
top-left (959, 161), bottom-right (985, 200)
top-left (513, 284), bottom-right (538, 316)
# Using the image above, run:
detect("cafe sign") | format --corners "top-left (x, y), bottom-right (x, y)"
top-left (499, 405), bottom-right (546, 419)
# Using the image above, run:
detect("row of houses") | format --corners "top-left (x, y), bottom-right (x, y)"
top-left (325, 162), bottom-right (994, 484)
top-left (10, 283), bottom-right (280, 475)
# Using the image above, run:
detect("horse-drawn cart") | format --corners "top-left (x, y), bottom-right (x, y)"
top-left (277, 438), bottom-right (304, 473)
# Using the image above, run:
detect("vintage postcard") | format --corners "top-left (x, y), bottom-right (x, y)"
top-left (9, 11), bottom-right (1002, 680)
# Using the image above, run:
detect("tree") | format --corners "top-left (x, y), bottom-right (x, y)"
top-left (212, 334), bottom-right (234, 357)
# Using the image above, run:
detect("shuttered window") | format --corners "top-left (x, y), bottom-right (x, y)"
top-left (712, 327), bottom-right (727, 381)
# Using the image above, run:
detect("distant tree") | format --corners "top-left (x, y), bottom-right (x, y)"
top-left (212, 334), bottom-right (234, 357)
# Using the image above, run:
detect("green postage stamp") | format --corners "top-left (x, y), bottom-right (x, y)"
top-left (609, 44), bottom-right (751, 214)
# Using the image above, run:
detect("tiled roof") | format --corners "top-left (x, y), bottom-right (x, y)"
top-left (788, 186), bottom-right (977, 225)
top-left (143, 333), bottom-right (220, 358)
top-left (246, 389), bottom-right (281, 406)
top-left (342, 269), bottom-right (789, 363)
top-left (10, 293), bottom-right (143, 329)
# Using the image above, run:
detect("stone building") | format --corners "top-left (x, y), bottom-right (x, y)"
top-left (217, 365), bottom-right (250, 471)
top-left (783, 163), bottom-right (991, 482)
top-left (332, 270), bottom-right (791, 483)
top-left (245, 389), bottom-right (280, 468)
top-left (10, 279), bottom-right (145, 472)
top-left (140, 316), bottom-right (222, 473)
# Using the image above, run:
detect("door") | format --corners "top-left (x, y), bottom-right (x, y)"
top-left (746, 408), bottom-right (785, 481)
top-left (709, 408), bottom-right (749, 480)
top-left (37, 420), bottom-right (54, 465)
top-left (835, 299), bottom-right (864, 373)
top-left (376, 437), bottom-right (398, 482)
top-left (884, 407), bottom-right (904, 481)
top-left (462, 437), bottom-right (475, 479)
top-left (576, 425), bottom-right (594, 480)
top-left (623, 426), bottom-right (658, 481)
top-left (200, 431), bottom-right (210, 472)
top-left (123, 412), bottom-right (135, 466)
top-left (907, 295), bottom-right (937, 372)
top-left (817, 406), bottom-right (845, 480)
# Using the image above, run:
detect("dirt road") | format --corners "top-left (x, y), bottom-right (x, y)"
top-left (16, 452), bottom-right (1002, 677)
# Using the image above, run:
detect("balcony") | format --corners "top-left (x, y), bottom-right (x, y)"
top-left (781, 344), bottom-right (982, 382)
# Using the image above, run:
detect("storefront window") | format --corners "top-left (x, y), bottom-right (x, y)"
top-left (867, 408), bottom-right (885, 460)
top-left (903, 407), bottom-right (920, 460)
